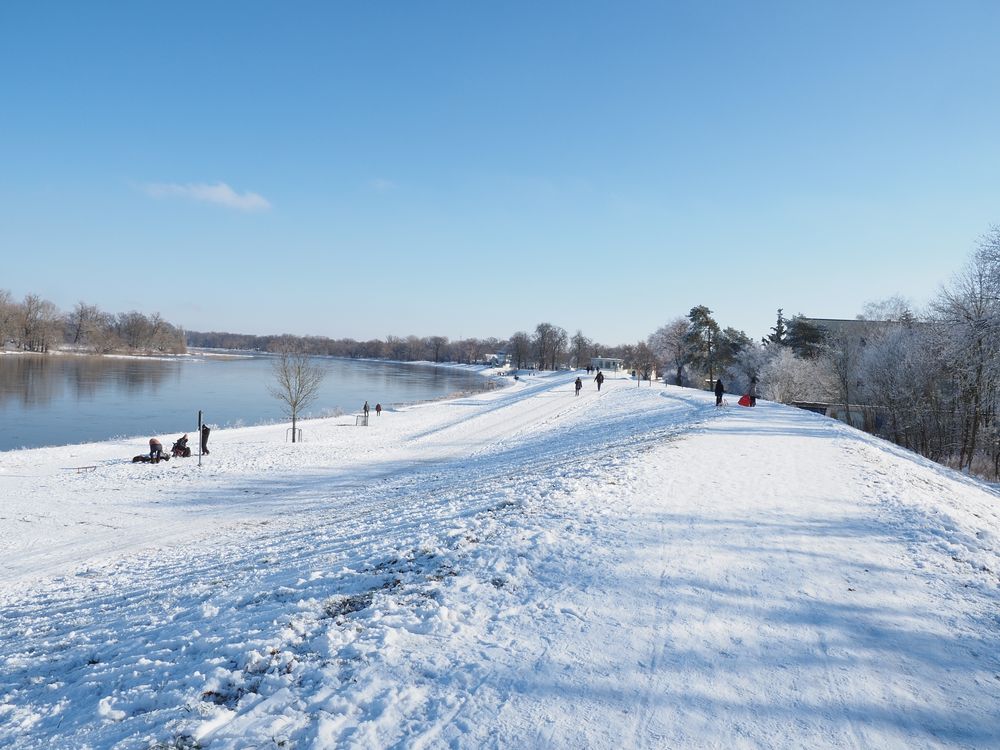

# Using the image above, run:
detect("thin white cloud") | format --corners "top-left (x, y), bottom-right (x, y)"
top-left (367, 178), bottom-right (397, 192)
top-left (142, 181), bottom-right (271, 212)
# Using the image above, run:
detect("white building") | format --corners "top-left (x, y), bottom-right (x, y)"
top-left (590, 356), bottom-right (624, 372)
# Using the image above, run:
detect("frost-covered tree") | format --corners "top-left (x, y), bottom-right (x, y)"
top-left (648, 318), bottom-right (690, 386)
top-left (932, 227), bottom-right (1000, 470)
top-left (759, 347), bottom-right (834, 404)
top-left (857, 322), bottom-right (947, 456)
top-left (823, 327), bottom-right (867, 416)
top-left (860, 295), bottom-right (915, 324)
top-left (725, 341), bottom-right (771, 396)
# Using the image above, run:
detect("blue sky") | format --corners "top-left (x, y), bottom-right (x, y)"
top-left (2, 1), bottom-right (998, 345)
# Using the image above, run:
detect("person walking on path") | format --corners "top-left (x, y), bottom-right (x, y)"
top-left (363, 401), bottom-right (370, 418)
top-left (375, 403), bottom-right (382, 416)
top-left (595, 370), bottom-right (605, 391)
top-left (748, 377), bottom-right (758, 407)
top-left (201, 424), bottom-right (211, 455)
top-left (574, 377), bottom-right (583, 396)
top-left (714, 378), bottom-right (725, 407)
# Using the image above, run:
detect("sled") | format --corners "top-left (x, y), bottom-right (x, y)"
top-left (738, 394), bottom-right (752, 407)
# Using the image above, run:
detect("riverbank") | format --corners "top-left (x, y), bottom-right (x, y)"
top-left (0, 352), bottom-right (497, 452)
top-left (2, 371), bottom-right (999, 748)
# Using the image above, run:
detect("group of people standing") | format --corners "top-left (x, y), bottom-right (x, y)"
top-left (148, 423), bottom-right (211, 462)
top-left (362, 401), bottom-right (382, 418)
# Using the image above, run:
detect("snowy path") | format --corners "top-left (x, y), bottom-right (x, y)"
top-left (2, 374), bottom-right (999, 748)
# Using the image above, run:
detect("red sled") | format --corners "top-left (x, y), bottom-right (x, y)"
top-left (738, 394), bottom-right (752, 407)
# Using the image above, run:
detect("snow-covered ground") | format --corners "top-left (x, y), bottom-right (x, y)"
top-left (2, 371), bottom-right (999, 749)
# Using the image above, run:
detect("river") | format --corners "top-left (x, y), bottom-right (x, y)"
top-left (0, 351), bottom-right (495, 452)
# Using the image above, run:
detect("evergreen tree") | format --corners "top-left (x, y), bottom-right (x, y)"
top-left (785, 315), bottom-right (826, 358)
top-left (684, 305), bottom-right (721, 384)
top-left (766, 308), bottom-right (787, 346)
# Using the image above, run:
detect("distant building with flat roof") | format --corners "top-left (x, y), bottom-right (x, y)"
top-left (591, 356), bottom-right (624, 372)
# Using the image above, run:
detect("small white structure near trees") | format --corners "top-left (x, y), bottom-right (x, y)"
top-left (590, 356), bottom-right (624, 372)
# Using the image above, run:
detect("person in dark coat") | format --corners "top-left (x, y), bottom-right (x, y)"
top-left (574, 377), bottom-right (583, 396)
top-left (748, 377), bottom-right (758, 407)
top-left (714, 378), bottom-right (725, 407)
top-left (200, 424), bottom-right (211, 455)
top-left (375, 403), bottom-right (382, 416)
top-left (363, 401), bottom-right (370, 417)
top-left (595, 370), bottom-right (605, 391)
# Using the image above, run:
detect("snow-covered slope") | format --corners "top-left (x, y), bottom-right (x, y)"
top-left (2, 372), bottom-right (999, 748)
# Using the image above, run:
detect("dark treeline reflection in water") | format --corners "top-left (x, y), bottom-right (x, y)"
top-left (1, 354), bottom-right (177, 407)
top-left (0, 352), bottom-right (494, 452)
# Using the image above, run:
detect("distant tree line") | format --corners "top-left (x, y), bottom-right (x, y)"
top-left (187, 325), bottom-right (632, 370)
top-left (0, 290), bottom-right (186, 354)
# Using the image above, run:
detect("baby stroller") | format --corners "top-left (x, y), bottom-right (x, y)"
top-left (171, 434), bottom-right (192, 458)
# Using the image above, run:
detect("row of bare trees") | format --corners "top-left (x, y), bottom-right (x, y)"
top-left (0, 290), bottom-right (186, 354)
top-left (189, 323), bottom-right (629, 371)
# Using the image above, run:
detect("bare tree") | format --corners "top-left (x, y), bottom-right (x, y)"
top-left (67, 301), bottom-right (103, 347)
top-left (860, 295), bottom-right (915, 323)
top-left (385, 335), bottom-right (408, 361)
top-left (267, 349), bottom-right (326, 443)
top-left (0, 289), bottom-right (16, 349)
top-left (429, 336), bottom-right (448, 362)
top-left (533, 322), bottom-right (567, 370)
top-left (551, 326), bottom-right (568, 369)
top-left (627, 341), bottom-right (657, 381)
top-left (19, 294), bottom-right (62, 352)
top-left (570, 330), bottom-right (592, 369)
top-left (509, 331), bottom-right (531, 369)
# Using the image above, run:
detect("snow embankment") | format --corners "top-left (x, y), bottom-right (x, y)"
top-left (1, 372), bottom-right (999, 749)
